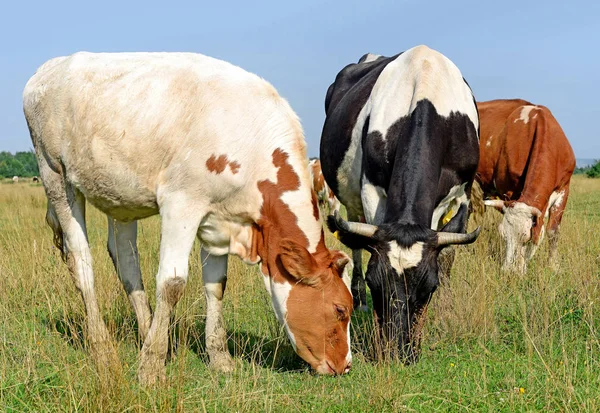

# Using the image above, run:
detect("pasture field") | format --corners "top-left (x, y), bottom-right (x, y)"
top-left (1, 176), bottom-right (599, 412)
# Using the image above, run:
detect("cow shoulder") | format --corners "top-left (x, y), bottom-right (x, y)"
top-left (321, 54), bottom-right (400, 195)
top-left (325, 54), bottom-right (399, 116)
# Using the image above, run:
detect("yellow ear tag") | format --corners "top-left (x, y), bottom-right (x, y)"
top-left (333, 231), bottom-right (340, 239)
top-left (442, 210), bottom-right (454, 225)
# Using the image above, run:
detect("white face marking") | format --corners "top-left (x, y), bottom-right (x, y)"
top-left (514, 105), bottom-right (537, 124)
top-left (262, 274), bottom-right (297, 349)
top-left (387, 241), bottom-right (425, 274)
top-left (345, 320), bottom-right (352, 365)
top-left (499, 202), bottom-right (536, 272)
top-left (486, 134), bottom-right (493, 147)
top-left (431, 183), bottom-right (468, 230)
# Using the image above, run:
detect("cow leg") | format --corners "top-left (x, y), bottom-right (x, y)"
top-left (45, 180), bottom-right (121, 382)
top-left (138, 198), bottom-right (201, 386)
top-left (107, 218), bottom-right (152, 343)
top-left (201, 249), bottom-right (234, 372)
top-left (356, 178), bottom-right (386, 311)
top-left (348, 210), bottom-right (368, 311)
top-left (351, 249), bottom-right (368, 311)
top-left (437, 248), bottom-right (455, 287)
top-left (547, 187), bottom-right (570, 270)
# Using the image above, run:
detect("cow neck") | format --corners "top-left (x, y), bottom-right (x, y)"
top-left (251, 148), bottom-right (326, 283)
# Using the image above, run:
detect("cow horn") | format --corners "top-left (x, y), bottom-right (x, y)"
top-left (333, 211), bottom-right (378, 237)
top-left (436, 227), bottom-right (481, 247)
top-left (529, 206), bottom-right (543, 219)
top-left (484, 199), bottom-right (506, 209)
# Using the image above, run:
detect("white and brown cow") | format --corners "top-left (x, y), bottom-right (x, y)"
top-left (23, 52), bottom-right (353, 385)
top-left (308, 158), bottom-right (340, 215)
top-left (476, 99), bottom-right (576, 273)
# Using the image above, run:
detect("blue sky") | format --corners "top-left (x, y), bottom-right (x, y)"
top-left (1, 0), bottom-right (598, 157)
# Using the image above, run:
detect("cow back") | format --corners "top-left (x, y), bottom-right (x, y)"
top-left (477, 99), bottom-right (575, 210)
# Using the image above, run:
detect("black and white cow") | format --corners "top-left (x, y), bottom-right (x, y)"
top-left (321, 45), bottom-right (480, 361)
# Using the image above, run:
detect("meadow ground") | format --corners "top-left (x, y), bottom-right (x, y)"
top-left (1, 176), bottom-right (599, 412)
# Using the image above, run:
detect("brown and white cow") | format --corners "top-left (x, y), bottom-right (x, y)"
top-left (23, 52), bottom-right (353, 385)
top-left (308, 158), bottom-right (340, 215)
top-left (476, 99), bottom-right (576, 272)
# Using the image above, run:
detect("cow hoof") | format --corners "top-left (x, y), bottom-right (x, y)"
top-left (357, 305), bottom-right (369, 313)
top-left (209, 353), bottom-right (235, 373)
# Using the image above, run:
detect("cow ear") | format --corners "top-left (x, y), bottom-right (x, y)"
top-left (279, 239), bottom-right (320, 286)
top-left (331, 251), bottom-right (352, 290)
top-left (331, 251), bottom-right (351, 275)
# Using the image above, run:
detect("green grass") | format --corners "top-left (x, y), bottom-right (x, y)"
top-left (1, 176), bottom-right (599, 412)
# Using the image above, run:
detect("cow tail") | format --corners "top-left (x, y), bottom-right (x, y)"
top-left (45, 205), bottom-right (67, 263)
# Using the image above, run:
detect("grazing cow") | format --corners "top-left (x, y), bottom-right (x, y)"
top-left (308, 158), bottom-right (340, 215)
top-left (32, 176), bottom-right (40, 183)
top-left (23, 52), bottom-right (353, 385)
top-left (321, 45), bottom-right (480, 361)
top-left (476, 99), bottom-right (575, 272)
top-left (12, 176), bottom-right (19, 183)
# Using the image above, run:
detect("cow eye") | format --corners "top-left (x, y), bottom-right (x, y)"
top-left (334, 304), bottom-right (348, 320)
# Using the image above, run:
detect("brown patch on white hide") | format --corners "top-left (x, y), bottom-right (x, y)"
top-left (206, 154), bottom-right (241, 175)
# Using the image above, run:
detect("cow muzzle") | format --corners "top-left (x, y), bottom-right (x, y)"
top-left (316, 359), bottom-right (352, 375)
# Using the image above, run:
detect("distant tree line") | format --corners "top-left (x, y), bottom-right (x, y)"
top-left (0, 151), bottom-right (39, 178)
top-left (2, 149), bottom-right (599, 179)
top-left (574, 160), bottom-right (600, 178)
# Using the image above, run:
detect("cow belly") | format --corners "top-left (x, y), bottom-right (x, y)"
top-left (77, 178), bottom-right (159, 221)
top-left (65, 160), bottom-right (160, 221)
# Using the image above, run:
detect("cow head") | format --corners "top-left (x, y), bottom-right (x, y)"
top-left (485, 200), bottom-right (542, 273)
top-left (255, 148), bottom-right (354, 374)
top-left (263, 238), bottom-right (353, 375)
top-left (328, 212), bottom-right (480, 362)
